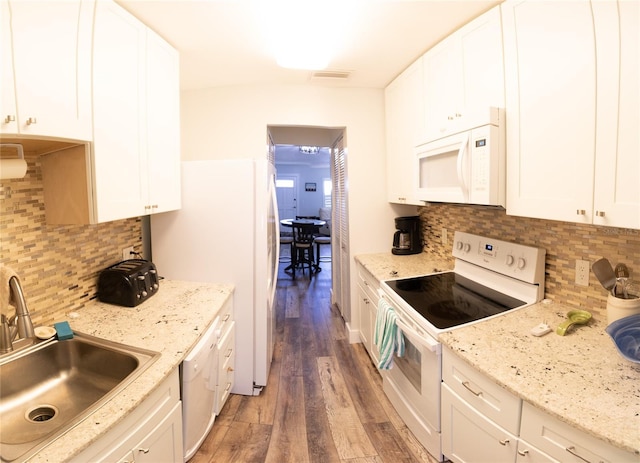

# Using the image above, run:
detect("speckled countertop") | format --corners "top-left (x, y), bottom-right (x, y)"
top-left (27, 279), bottom-right (234, 463)
top-left (354, 252), bottom-right (452, 281)
top-left (356, 252), bottom-right (640, 456)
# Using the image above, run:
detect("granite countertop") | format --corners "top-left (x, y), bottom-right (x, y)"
top-left (354, 252), bottom-right (452, 281)
top-left (440, 300), bottom-right (640, 455)
top-left (355, 252), bottom-right (640, 456)
top-left (28, 279), bottom-right (234, 463)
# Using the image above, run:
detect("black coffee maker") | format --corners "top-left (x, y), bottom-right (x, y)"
top-left (392, 216), bottom-right (422, 255)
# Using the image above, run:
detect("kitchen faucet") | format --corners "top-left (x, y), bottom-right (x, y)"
top-left (0, 276), bottom-right (35, 353)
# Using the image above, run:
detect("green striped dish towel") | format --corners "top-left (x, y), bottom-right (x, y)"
top-left (375, 297), bottom-right (405, 370)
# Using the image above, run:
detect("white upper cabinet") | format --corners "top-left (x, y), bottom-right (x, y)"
top-left (1, 0), bottom-right (93, 140)
top-left (91, 0), bottom-right (180, 223)
top-left (504, 0), bottom-right (639, 229)
top-left (385, 58), bottom-right (425, 205)
top-left (591, 0), bottom-right (639, 229)
top-left (40, 0), bottom-right (181, 225)
top-left (146, 28), bottom-right (181, 215)
top-left (422, 6), bottom-right (504, 142)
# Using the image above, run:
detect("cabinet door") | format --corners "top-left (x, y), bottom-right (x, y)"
top-left (423, 36), bottom-right (463, 140)
top-left (358, 283), bottom-right (373, 354)
top-left (460, 7), bottom-right (504, 116)
top-left (385, 58), bottom-right (424, 205)
top-left (503, 0), bottom-right (597, 224)
top-left (7, 0), bottom-right (93, 140)
top-left (442, 384), bottom-right (518, 463)
top-left (423, 6), bottom-right (503, 141)
top-left (592, 0), bottom-right (639, 229)
top-left (146, 28), bottom-right (181, 215)
top-left (215, 322), bottom-right (235, 415)
top-left (92, 0), bottom-right (147, 222)
top-left (0, 1), bottom-right (17, 133)
top-left (133, 402), bottom-right (183, 463)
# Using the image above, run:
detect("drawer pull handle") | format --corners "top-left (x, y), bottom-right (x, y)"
top-left (225, 382), bottom-right (232, 392)
top-left (223, 314), bottom-right (231, 322)
top-left (137, 448), bottom-right (150, 454)
top-left (227, 366), bottom-right (234, 372)
top-left (566, 446), bottom-right (601, 463)
top-left (4, 115), bottom-right (15, 123)
top-left (462, 381), bottom-right (482, 397)
top-left (517, 449), bottom-right (529, 456)
top-left (225, 348), bottom-right (233, 358)
top-left (499, 438), bottom-right (510, 446)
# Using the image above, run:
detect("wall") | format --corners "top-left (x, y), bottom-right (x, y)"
top-left (419, 203), bottom-right (640, 319)
top-left (275, 163), bottom-right (330, 217)
top-left (180, 84), bottom-right (407, 324)
top-left (0, 151), bottom-right (142, 326)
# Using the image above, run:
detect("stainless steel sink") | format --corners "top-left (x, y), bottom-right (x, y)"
top-left (0, 332), bottom-right (160, 463)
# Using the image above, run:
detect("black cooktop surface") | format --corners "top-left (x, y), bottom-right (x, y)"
top-left (385, 272), bottom-right (526, 329)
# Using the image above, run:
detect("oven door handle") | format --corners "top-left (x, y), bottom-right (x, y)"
top-left (394, 317), bottom-right (440, 354)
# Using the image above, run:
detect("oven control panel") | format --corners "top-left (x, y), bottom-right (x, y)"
top-left (452, 231), bottom-right (545, 285)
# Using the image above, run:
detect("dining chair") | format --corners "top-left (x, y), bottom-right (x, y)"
top-left (291, 221), bottom-right (316, 279)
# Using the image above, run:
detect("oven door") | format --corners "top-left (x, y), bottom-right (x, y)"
top-left (381, 298), bottom-right (443, 460)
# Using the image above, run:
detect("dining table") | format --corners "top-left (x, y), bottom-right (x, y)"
top-left (279, 218), bottom-right (326, 275)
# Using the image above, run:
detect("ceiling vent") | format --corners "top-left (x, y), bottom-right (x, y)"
top-left (310, 70), bottom-right (352, 82)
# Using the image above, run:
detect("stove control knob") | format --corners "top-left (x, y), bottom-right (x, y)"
top-left (517, 258), bottom-right (526, 270)
top-left (505, 255), bottom-right (515, 266)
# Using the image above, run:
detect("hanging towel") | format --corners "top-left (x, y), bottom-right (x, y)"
top-left (375, 297), bottom-right (405, 370)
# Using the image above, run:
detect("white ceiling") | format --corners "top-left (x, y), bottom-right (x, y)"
top-left (116, 0), bottom-right (502, 91)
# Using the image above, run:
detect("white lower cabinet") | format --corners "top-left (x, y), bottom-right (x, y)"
top-left (442, 348), bottom-right (637, 463)
top-left (519, 402), bottom-right (638, 463)
top-left (70, 369), bottom-right (183, 463)
top-left (356, 262), bottom-right (380, 364)
top-left (442, 384), bottom-right (518, 463)
top-left (215, 320), bottom-right (235, 415)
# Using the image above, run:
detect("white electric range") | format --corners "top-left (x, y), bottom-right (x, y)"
top-left (379, 231), bottom-right (546, 461)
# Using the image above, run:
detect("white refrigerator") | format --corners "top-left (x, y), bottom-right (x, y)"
top-left (150, 158), bottom-right (279, 396)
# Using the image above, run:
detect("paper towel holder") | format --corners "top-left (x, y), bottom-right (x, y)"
top-left (0, 143), bottom-right (27, 179)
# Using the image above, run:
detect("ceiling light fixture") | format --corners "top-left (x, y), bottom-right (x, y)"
top-left (299, 146), bottom-right (320, 154)
top-left (260, 0), bottom-right (361, 71)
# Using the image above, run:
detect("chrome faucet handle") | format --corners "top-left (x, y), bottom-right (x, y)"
top-left (0, 314), bottom-right (13, 353)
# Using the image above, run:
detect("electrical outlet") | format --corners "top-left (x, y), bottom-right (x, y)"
top-left (575, 259), bottom-right (590, 286)
top-left (442, 228), bottom-right (448, 246)
top-left (122, 246), bottom-right (134, 261)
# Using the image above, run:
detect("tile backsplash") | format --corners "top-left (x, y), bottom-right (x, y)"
top-left (0, 152), bottom-right (141, 326)
top-left (419, 204), bottom-right (640, 319)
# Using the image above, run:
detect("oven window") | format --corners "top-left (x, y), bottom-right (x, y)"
top-left (395, 332), bottom-right (421, 393)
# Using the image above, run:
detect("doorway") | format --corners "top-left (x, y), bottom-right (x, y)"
top-left (276, 174), bottom-right (299, 235)
top-left (269, 125), bottom-right (348, 314)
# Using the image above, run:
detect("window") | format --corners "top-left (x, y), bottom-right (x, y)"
top-left (276, 179), bottom-right (295, 188)
top-left (323, 179), bottom-right (332, 207)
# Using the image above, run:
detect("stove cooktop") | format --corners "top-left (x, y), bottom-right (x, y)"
top-left (385, 272), bottom-right (526, 330)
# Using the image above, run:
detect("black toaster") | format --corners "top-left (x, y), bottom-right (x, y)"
top-left (98, 259), bottom-right (159, 307)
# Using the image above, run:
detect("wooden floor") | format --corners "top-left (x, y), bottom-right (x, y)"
top-left (191, 251), bottom-right (439, 463)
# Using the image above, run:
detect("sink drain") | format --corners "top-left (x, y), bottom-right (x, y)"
top-left (26, 405), bottom-right (58, 423)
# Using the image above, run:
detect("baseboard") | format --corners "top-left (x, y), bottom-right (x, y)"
top-left (345, 321), bottom-right (362, 344)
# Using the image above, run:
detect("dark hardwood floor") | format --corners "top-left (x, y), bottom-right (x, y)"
top-left (191, 247), bottom-right (438, 463)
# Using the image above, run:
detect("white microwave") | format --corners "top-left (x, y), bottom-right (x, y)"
top-left (415, 107), bottom-right (505, 207)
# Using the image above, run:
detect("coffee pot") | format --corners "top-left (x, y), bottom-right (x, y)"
top-left (392, 216), bottom-right (422, 255)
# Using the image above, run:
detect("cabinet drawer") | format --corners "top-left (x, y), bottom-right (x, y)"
top-left (443, 346), bottom-right (521, 434)
top-left (217, 296), bottom-right (234, 336)
top-left (357, 265), bottom-right (379, 302)
top-left (520, 401), bottom-right (637, 463)
top-left (215, 321), bottom-right (235, 415)
top-left (442, 383), bottom-right (518, 463)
